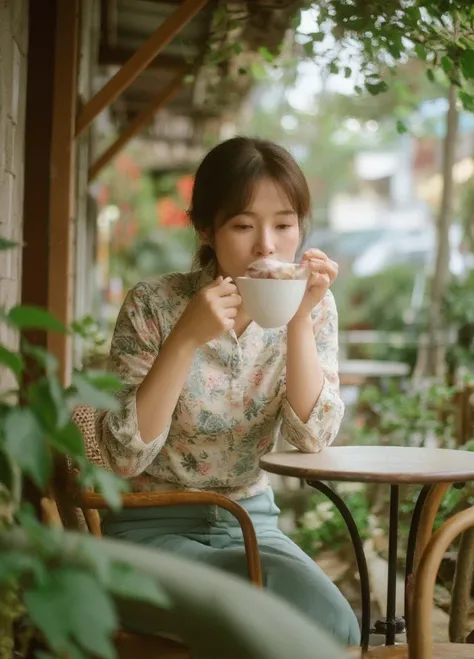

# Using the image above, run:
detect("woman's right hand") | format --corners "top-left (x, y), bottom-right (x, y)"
top-left (175, 276), bottom-right (242, 347)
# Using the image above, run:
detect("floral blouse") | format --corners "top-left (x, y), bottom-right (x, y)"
top-left (100, 263), bottom-right (344, 501)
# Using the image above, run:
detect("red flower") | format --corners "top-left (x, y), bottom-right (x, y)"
top-left (157, 197), bottom-right (190, 228)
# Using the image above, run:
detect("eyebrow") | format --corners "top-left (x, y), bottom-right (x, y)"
top-left (236, 209), bottom-right (297, 218)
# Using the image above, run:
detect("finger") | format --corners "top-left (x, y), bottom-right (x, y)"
top-left (206, 276), bottom-right (224, 290)
top-left (305, 255), bottom-right (339, 269)
top-left (306, 259), bottom-right (338, 282)
top-left (221, 293), bottom-right (242, 308)
top-left (302, 249), bottom-right (329, 262)
top-left (225, 306), bottom-right (239, 318)
top-left (309, 272), bottom-right (331, 288)
top-left (216, 277), bottom-right (238, 296)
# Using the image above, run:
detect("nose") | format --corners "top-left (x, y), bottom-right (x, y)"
top-left (255, 229), bottom-right (275, 258)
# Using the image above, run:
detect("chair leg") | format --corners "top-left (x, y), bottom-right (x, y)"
top-left (409, 506), bottom-right (474, 659)
top-left (406, 483), bottom-right (450, 629)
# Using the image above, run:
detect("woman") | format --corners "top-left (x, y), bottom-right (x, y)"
top-left (100, 136), bottom-right (360, 646)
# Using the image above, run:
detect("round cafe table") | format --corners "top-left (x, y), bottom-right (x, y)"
top-left (260, 446), bottom-right (474, 650)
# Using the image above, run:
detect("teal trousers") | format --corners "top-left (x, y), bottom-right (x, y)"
top-left (102, 489), bottom-right (360, 647)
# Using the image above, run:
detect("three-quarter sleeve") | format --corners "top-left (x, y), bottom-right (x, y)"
top-left (279, 291), bottom-right (345, 453)
top-left (100, 282), bottom-right (171, 477)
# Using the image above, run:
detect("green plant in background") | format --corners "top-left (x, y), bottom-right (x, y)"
top-left (298, 2), bottom-right (474, 119)
top-left (356, 379), bottom-right (457, 448)
top-left (291, 486), bottom-right (371, 557)
top-left (334, 264), bottom-right (425, 367)
top-left (0, 239), bottom-right (171, 659)
top-left (444, 269), bottom-right (474, 374)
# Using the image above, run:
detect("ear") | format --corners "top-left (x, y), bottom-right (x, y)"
top-left (198, 229), bottom-right (213, 247)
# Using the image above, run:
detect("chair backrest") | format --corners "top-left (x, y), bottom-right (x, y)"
top-left (53, 405), bottom-right (108, 535)
top-left (410, 506), bottom-right (474, 659)
top-left (71, 405), bottom-right (110, 470)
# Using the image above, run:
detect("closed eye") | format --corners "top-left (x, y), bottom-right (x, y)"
top-left (234, 224), bottom-right (253, 231)
top-left (277, 224), bottom-right (293, 230)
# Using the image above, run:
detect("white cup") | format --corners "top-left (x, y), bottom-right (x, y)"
top-left (235, 277), bottom-right (307, 328)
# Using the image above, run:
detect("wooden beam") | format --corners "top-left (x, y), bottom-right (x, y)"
top-left (89, 71), bottom-right (186, 181)
top-left (99, 45), bottom-right (188, 72)
top-left (76, 0), bottom-right (208, 137)
top-left (48, 0), bottom-right (80, 385)
top-left (105, 0), bottom-right (118, 47)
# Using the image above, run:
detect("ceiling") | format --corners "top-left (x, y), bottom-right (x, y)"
top-left (95, 0), bottom-right (303, 170)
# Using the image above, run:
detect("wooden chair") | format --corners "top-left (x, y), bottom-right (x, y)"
top-left (348, 504), bottom-right (474, 659)
top-left (46, 405), bottom-right (263, 659)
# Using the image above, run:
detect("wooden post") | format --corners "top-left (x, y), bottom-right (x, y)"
top-left (76, 0), bottom-right (208, 137)
top-left (88, 71), bottom-right (186, 181)
top-left (48, 0), bottom-right (80, 385)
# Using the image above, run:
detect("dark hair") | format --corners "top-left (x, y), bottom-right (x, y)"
top-left (188, 136), bottom-right (311, 267)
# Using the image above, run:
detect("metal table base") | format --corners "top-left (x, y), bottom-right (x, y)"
top-left (306, 480), bottom-right (440, 650)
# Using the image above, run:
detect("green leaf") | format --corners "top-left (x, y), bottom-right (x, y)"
top-left (441, 55), bottom-right (454, 74)
top-left (232, 42), bottom-right (242, 55)
top-left (76, 370), bottom-right (121, 393)
top-left (0, 551), bottom-right (46, 585)
top-left (49, 421), bottom-right (85, 459)
top-left (35, 651), bottom-right (58, 659)
top-left (24, 567), bottom-right (118, 659)
top-left (291, 8), bottom-right (302, 30)
top-left (344, 66), bottom-right (352, 78)
top-left (0, 237), bottom-right (19, 250)
top-left (396, 120), bottom-right (408, 134)
top-left (27, 378), bottom-right (69, 431)
top-left (308, 31), bottom-right (325, 43)
top-left (21, 343), bottom-right (58, 376)
top-left (86, 468), bottom-right (127, 511)
top-left (0, 448), bottom-right (14, 491)
top-left (0, 344), bottom-right (23, 378)
top-left (47, 377), bottom-right (69, 427)
top-left (329, 61), bottom-right (339, 75)
top-left (258, 46), bottom-right (274, 63)
top-left (70, 373), bottom-right (120, 412)
top-left (387, 43), bottom-right (401, 60)
top-left (365, 80), bottom-right (389, 95)
top-left (4, 408), bottom-right (52, 488)
top-left (426, 68), bottom-right (435, 82)
top-left (459, 90), bottom-right (474, 112)
top-left (106, 563), bottom-right (171, 608)
top-left (303, 41), bottom-right (314, 57)
top-left (8, 306), bottom-right (66, 332)
top-left (461, 50), bottom-right (474, 80)
top-left (414, 44), bottom-right (427, 61)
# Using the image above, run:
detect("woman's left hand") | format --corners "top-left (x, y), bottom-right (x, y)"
top-left (293, 249), bottom-right (339, 320)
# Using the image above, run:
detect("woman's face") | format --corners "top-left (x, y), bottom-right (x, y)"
top-left (210, 177), bottom-right (301, 279)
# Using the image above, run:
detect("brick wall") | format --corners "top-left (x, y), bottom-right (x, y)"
top-left (0, 0), bottom-right (29, 384)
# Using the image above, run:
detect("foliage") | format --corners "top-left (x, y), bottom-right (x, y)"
top-left (444, 269), bottom-right (474, 372)
top-left (333, 265), bottom-right (425, 366)
top-left (0, 527), bottom-right (350, 659)
top-left (459, 174), bottom-right (474, 252)
top-left (336, 264), bottom-right (424, 332)
top-left (291, 486), bottom-right (371, 556)
top-left (298, 2), bottom-right (474, 125)
top-left (0, 240), bottom-right (173, 659)
top-left (97, 153), bottom-right (197, 295)
top-left (355, 378), bottom-right (458, 447)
